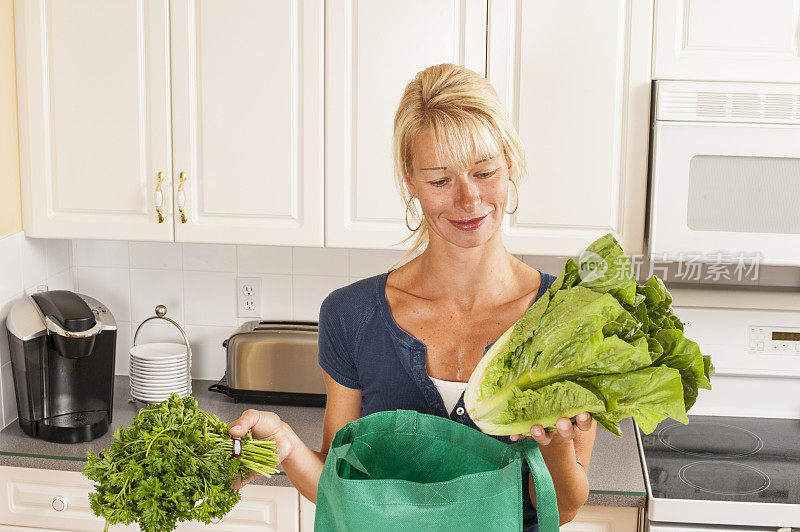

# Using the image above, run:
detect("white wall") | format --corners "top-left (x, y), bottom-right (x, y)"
top-left (72, 240), bottom-right (407, 382)
top-left (0, 231), bottom-right (73, 428)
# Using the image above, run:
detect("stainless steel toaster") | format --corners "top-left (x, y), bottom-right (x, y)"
top-left (208, 320), bottom-right (326, 406)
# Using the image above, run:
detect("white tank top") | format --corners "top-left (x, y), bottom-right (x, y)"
top-left (429, 375), bottom-right (469, 415)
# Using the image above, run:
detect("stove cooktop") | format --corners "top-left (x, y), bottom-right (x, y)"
top-left (640, 415), bottom-right (800, 506)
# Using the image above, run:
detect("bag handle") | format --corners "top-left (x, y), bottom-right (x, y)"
top-left (329, 442), bottom-right (371, 477)
top-left (511, 439), bottom-right (559, 532)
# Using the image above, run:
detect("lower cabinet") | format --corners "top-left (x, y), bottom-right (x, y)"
top-left (563, 505), bottom-right (642, 532)
top-left (0, 466), bottom-right (298, 532)
top-left (296, 500), bottom-right (641, 532)
top-left (0, 466), bottom-right (641, 532)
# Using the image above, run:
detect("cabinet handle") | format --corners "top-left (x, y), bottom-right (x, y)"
top-left (154, 172), bottom-right (165, 223)
top-left (177, 171), bottom-right (188, 224)
top-left (51, 496), bottom-right (67, 512)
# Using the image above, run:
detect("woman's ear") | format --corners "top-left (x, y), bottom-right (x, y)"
top-left (404, 169), bottom-right (417, 198)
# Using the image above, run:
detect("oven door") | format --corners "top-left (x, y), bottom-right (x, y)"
top-left (648, 121), bottom-right (800, 266)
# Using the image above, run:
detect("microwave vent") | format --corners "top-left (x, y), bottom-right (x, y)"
top-left (656, 81), bottom-right (800, 125)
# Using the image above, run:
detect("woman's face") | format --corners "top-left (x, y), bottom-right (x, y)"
top-left (406, 128), bottom-right (512, 249)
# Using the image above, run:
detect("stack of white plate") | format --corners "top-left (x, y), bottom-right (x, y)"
top-left (129, 342), bottom-right (192, 403)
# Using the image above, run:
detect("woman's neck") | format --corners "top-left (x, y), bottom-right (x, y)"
top-left (415, 231), bottom-right (520, 311)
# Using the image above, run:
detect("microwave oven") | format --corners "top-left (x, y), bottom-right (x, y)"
top-left (648, 80), bottom-right (800, 267)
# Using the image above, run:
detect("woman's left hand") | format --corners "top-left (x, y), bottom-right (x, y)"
top-left (509, 412), bottom-right (593, 446)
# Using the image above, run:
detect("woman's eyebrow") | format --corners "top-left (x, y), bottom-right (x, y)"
top-left (420, 157), bottom-right (494, 171)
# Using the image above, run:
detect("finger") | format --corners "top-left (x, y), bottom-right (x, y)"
top-left (232, 471), bottom-right (259, 490)
top-left (556, 418), bottom-right (574, 439)
top-left (575, 412), bottom-right (592, 431)
top-left (529, 425), bottom-right (551, 445)
top-left (228, 409), bottom-right (264, 438)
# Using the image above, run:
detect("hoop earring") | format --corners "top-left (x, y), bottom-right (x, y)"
top-left (505, 179), bottom-right (519, 215)
top-left (405, 197), bottom-right (422, 232)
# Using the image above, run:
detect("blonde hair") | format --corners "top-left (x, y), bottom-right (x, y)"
top-left (392, 63), bottom-right (527, 258)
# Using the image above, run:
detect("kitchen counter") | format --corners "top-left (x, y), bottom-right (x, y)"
top-left (0, 377), bottom-right (645, 507)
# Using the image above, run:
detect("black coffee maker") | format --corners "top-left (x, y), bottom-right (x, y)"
top-left (5, 290), bottom-right (116, 443)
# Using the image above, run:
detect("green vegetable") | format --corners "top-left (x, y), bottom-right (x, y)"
top-left (465, 233), bottom-right (712, 437)
top-left (83, 394), bottom-right (279, 532)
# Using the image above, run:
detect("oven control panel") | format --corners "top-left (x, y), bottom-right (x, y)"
top-left (748, 326), bottom-right (800, 355)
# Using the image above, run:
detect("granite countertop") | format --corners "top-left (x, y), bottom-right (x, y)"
top-left (0, 377), bottom-right (645, 507)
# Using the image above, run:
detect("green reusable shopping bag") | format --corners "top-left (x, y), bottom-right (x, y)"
top-left (314, 409), bottom-right (559, 532)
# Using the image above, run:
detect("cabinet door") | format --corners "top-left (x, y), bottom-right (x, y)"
top-left (325, 0), bottom-right (487, 249)
top-left (489, 0), bottom-right (651, 256)
top-left (562, 505), bottom-right (640, 532)
top-left (174, 484), bottom-right (299, 532)
top-left (170, 0), bottom-right (324, 246)
top-left (14, 0), bottom-right (173, 241)
top-left (0, 466), bottom-right (138, 531)
top-left (654, 0), bottom-right (800, 83)
top-left (299, 494), bottom-right (315, 532)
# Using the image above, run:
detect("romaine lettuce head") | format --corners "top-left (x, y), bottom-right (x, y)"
top-left (468, 287), bottom-right (651, 421)
top-left (464, 233), bottom-right (710, 437)
top-left (473, 366), bottom-right (687, 437)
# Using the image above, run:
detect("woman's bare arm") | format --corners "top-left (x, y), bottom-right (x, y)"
top-left (512, 413), bottom-right (597, 524)
top-left (229, 371), bottom-right (361, 503)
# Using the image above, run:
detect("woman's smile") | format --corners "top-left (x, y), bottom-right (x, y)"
top-left (448, 214), bottom-right (489, 232)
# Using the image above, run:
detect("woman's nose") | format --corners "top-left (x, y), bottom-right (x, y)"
top-left (455, 179), bottom-right (480, 212)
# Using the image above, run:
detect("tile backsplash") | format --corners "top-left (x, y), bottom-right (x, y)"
top-left (0, 232), bottom-right (73, 428)
top-left (71, 240), bottom-right (407, 384)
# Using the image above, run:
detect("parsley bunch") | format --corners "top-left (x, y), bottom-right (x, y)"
top-left (84, 394), bottom-right (279, 532)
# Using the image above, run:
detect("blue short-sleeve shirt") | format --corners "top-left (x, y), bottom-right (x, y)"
top-left (318, 270), bottom-right (557, 531)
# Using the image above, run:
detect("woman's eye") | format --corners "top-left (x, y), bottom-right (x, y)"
top-left (476, 170), bottom-right (497, 179)
top-left (430, 179), bottom-right (448, 187)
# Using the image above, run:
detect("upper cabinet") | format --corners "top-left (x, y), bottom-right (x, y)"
top-left (654, 0), bottom-right (800, 83)
top-left (169, 0), bottom-right (323, 246)
top-left (15, 0), bottom-right (173, 241)
top-left (325, 0), bottom-right (487, 249)
top-left (15, 0), bottom-right (324, 246)
top-left (490, 0), bottom-right (653, 255)
top-left (16, 0), bottom-right (651, 253)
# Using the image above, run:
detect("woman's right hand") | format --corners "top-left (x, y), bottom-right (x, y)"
top-left (229, 409), bottom-right (297, 489)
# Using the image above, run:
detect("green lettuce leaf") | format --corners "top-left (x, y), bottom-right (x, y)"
top-left (477, 366), bottom-right (687, 437)
top-left (465, 232), bottom-right (711, 437)
top-left (586, 366), bottom-right (689, 435)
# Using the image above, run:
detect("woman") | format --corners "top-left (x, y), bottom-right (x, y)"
top-left (229, 63), bottom-right (596, 528)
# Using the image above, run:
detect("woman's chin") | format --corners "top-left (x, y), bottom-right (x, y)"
top-left (435, 224), bottom-right (501, 249)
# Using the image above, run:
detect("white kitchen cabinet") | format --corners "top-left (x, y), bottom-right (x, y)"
top-left (0, 466), bottom-right (138, 531)
top-left (174, 483), bottom-right (299, 532)
top-left (292, 499), bottom-right (641, 531)
top-left (653, 0), bottom-right (800, 83)
top-left (325, 0), bottom-right (487, 249)
top-left (298, 494), bottom-right (316, 532)
top-left (14, 0), bottom-right (174, 242)
top-left (563, 505), bottom-right (641, 532)
top-left (0, 465), bottom-right (300, 532)
top-left (17, 0), bottom-right (652, 253)
top-left (169, 0), bottom-right (324, 246)
top-left (15, 0), bottom-right (324, 246)
top-left (489, 0), bottom-right (652, 256)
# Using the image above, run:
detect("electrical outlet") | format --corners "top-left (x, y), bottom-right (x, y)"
top-left (236, 277), bottom-right (261, 318)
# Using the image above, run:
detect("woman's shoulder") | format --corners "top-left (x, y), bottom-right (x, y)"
top-left (319, 273), bottom-right (387, 326)
top-left (318, 273), bottom-right (390, 359)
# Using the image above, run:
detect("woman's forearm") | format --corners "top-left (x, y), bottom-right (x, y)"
top-left (529, 440), bottom-right (589, 524)
top-left (279, 423), bottom-right (328, 503)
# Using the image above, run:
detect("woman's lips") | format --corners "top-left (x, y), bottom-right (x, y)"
top-left (448, 214), bottom-right (488, 232)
